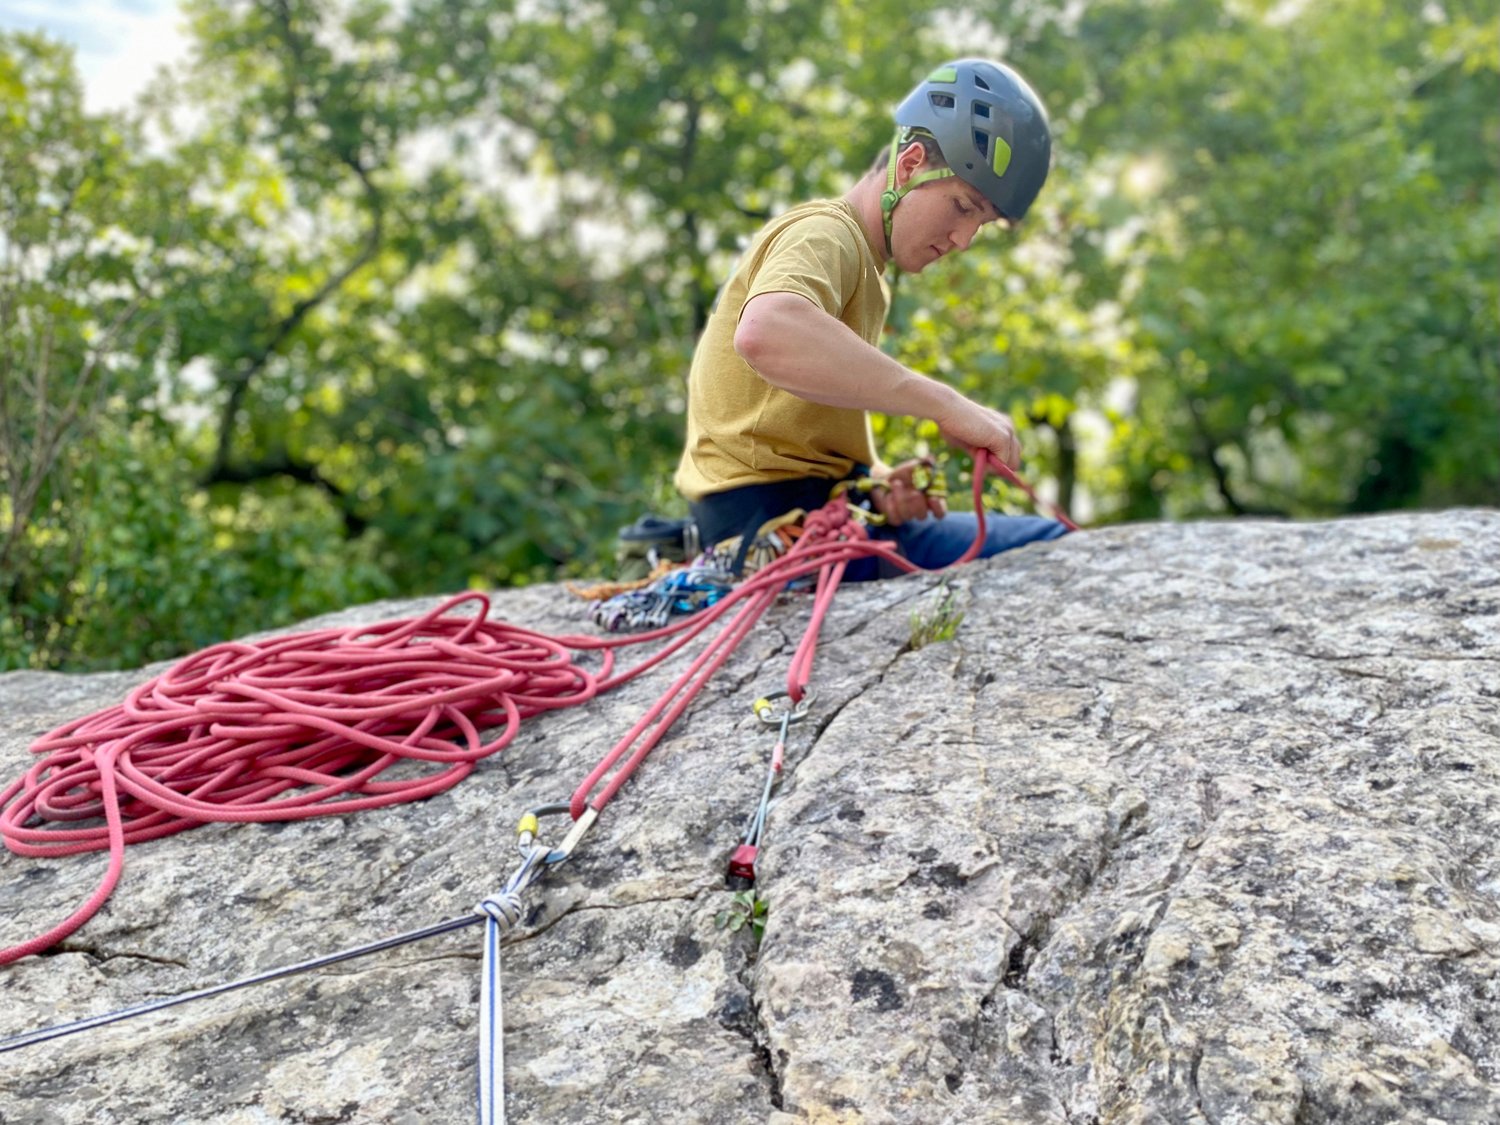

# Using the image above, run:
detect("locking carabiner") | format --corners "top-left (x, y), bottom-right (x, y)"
top-left (752, 690), bottom-right (815, 729)
top-left (516, 803), bottom-right (599, 867)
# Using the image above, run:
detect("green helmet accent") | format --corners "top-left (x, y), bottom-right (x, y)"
top-left (890, 58), bottom-right (1052, 224)
top-left (880, 132), bottom-right (958, 255)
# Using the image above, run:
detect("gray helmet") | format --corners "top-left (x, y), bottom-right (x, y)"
top-left (893, 59), bottom-right (1052, 222)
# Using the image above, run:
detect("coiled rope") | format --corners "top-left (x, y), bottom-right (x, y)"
top-left (0, 603), bottom-right (613, 964)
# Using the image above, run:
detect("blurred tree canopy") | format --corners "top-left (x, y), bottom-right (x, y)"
top-left (1, 0), bottom-right (1495, 670)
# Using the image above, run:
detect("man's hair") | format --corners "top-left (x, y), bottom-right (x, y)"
top-left (867, 129), bottom-right (946, 176)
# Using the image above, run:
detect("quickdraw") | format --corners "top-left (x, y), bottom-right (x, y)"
top-left (727, 690), bottom-right (813, 886)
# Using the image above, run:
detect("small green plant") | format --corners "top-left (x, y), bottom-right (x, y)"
top-left (715, 890), bottom-right (767, 943)
top-left (908, 581), bottom-right (965, 650)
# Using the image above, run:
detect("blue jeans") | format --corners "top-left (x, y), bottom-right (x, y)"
top-left (846, 513), bottom-right (1068, 581)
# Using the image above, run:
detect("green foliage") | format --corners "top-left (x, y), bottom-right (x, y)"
top-left (0, 31), bottom-right (188, 668)
top-left (2, 0), bottom-right (1495, 671)
top-left (1, 418), bottom-right (393, 672)
top-left (908, 580), bottom-right (965, 651)
top-left (715, 889), bottom-right (767, 944)
top-left (1010, 0), bottom-right (1500, 518)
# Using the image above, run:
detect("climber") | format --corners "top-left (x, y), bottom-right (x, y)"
top-left (674, 58), bottom-right (1071, 577)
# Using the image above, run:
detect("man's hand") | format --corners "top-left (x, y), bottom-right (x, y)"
top-left (871, 460), bottom-right (948, 527)
top-left (934, 401), bottom-right (1022, 470)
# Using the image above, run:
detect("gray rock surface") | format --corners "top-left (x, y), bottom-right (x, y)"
top-left (1, 510), bottom-right (1497, 1124)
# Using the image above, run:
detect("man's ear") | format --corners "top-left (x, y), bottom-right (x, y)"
top-left (894, 140), bottom-right (928, 187)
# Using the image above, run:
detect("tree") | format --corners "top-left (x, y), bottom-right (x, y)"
top-left (0, 32), bottom-right (165, 665)
top-left (1, 24), bottom-right (395, 670)
top-left (7, 0), bottom-right (1493, 671)
top-left (1006, 0), bottom-right (1499, 517)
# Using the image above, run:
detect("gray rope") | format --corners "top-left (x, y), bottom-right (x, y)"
top-left (1, 848), bottom-right (555, 1061)
top-left (0, 913), bottom-right (481, 1054)
top-left (475, 846), bottom-right (549, 1125)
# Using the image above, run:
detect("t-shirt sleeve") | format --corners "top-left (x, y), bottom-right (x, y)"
top-left (742, 214), bottom-right (863, 320)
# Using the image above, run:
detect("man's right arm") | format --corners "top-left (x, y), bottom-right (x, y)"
top-left (734, 291), bottom-right (1022, 470)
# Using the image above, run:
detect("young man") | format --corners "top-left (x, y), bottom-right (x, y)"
top-left (675, 59), bottom-right (1068, 572)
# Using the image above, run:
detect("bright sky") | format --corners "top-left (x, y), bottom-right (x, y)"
top-left (0, 0), bottom-right (189, 112)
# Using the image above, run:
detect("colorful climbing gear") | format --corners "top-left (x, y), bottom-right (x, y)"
top-left (700, 510), bottom-right (806, 578)
top-left (588, 562), bottom-right (736, 633)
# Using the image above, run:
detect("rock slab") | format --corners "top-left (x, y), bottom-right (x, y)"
top-left (1, 511), bottom-right (1497, 1124)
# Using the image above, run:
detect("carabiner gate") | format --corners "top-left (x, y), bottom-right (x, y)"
top-left (752, 690), bottom-right (815, 728)
top-left (516, 803), bottom-right (599, 866)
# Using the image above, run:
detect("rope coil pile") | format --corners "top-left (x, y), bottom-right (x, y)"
top-left (0, 602), bottom-right (612, 964)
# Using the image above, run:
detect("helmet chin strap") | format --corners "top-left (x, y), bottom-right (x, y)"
top-left (880, 129), bottom-right (955, 257)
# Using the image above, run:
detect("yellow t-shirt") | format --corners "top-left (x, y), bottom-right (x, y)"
top-left (674, 199), bottom-right (890, 501)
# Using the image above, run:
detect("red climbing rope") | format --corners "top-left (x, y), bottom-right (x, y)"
top-left (0, 601), bottom-right (619, 963)
top-left (1, 453), bottom-right (1075, 964)
top-left (985, 451), bottom-right (1081, 532)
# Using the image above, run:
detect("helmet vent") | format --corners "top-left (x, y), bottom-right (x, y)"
top-left (973, 75), bottom-right (992, 91)
top-left (974, 102), bottom-right (991, 118)
top-left (929, 92), bottom-right (956, 110)
top-left (973, 130), bottom-right (989, 160)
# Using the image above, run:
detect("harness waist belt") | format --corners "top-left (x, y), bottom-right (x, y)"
top-left (690, 471), bottom-right (867, 551)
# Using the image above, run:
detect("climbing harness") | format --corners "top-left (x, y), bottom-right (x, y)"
top-left (701, 510), bottom-right (807, 577)
top-left (727, 691), bottom-right (813, 886)
top-left (590, 464), bottom-right (957, 633)
top-left (0, 448), bottom-right (1076, 1121)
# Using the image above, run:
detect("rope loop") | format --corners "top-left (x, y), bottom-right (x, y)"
top-left (476, 892), bottom-right (527, 933)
